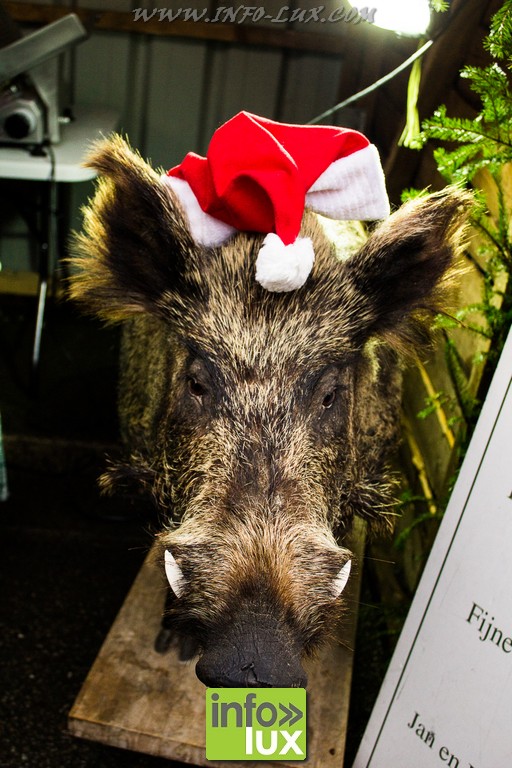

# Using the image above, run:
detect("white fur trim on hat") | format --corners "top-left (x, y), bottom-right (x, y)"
top-left (306, 144), bottom-right (390, 221)
top-left (161, 175), bottom-right (236, 247)
top-left (255, 234), bottom-right (315, 292)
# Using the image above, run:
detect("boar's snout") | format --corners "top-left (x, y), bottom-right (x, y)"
top-left (161, 533), bottom-right (353, 688)
top-left (195, 611), bottom-right (307, 688)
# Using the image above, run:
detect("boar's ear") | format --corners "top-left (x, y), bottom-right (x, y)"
top-left (341, 187), bottom-right (472, 350)
top-left (68, 134), bottom-right (196, 322)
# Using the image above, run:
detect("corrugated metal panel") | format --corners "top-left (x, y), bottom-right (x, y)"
top-left (143, 37), bottom-right (208, 168)
top-left (0, 0), bottom-right (357, 270)
top-left (70, 0), bottom-right (348, 159)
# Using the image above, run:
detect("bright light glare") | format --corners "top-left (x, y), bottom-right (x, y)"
top-left (370, 0), bottom-right (431, 36)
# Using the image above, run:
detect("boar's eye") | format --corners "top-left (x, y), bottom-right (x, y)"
top-left (187, 376), bottom-right (206, 400)
top-left (322, 389), bottom-right (337, 409)
top-left (312, 366), bottom-right (351, 432)
top-left (314, 365), bottom-right (348, 412)
top-left (186, 358), bottom-right (211, 405)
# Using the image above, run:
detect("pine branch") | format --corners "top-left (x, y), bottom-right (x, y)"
top-left (485, 1), bottom-right (512, 62)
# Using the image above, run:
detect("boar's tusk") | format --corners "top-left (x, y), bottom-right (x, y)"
top-left (164, 549), bottom-right (186, 598)
top-left (332, 560), bottom-right (352, 599)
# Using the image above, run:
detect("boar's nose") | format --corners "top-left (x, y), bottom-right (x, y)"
top-left (195, 616), bottom-right (307, 688)
top-left (196, 645), bottom-right (307, 688)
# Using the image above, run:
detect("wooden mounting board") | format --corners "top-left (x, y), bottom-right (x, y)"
top-left (68, 521), bottom-right (364, 766)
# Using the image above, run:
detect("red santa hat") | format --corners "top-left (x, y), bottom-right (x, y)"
top-left (162, 111), bottom-right (389, 292)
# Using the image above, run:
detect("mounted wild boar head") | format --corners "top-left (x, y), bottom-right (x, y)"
top-left (69, 120), bottom-right (470, 687)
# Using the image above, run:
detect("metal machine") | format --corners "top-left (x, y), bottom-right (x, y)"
top-left (0, 5), bottom-right (87, 146)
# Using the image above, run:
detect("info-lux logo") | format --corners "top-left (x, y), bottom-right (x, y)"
top-left (205, 688), bottom-right (307, 760)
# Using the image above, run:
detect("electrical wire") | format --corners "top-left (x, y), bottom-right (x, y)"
top-left (307, 37), bottom-right (434, 125)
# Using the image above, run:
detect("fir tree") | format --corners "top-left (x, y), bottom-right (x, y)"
top-left (419, 0), bottom-right (512, 357)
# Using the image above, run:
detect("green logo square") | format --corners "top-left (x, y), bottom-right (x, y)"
top-left (206, 688), bottom-right (307, 760)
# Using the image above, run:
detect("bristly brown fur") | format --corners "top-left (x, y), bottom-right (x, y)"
top-left (68, 135), bottom-right (473, 678)
top-left (67, 134), bottom-right (198, 323)
top-left (341, 188), bottom-right (472, 355)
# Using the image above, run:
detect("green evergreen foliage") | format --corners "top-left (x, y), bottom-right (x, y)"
top-left (430, 1), bottom-right (449, 12)
top-left (422, 1), bottom-right (512, 181)
top-left (396, 1), bottom-right (512, 558)
top-left (417, 0), bottom-right (512, 364)
top-left (420, 1), bottom-right (512, 270)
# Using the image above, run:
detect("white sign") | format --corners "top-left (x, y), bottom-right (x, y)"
top-left (354, 326), bottom-right (512, 768)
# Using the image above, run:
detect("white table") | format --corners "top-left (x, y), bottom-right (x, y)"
top-left (0, 107), bottom-right (118, 375)
top-left (0, 106), bottom-right (117, 181)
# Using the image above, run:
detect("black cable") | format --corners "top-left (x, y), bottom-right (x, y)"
top-left (307, 38), bottom-right (434, 125)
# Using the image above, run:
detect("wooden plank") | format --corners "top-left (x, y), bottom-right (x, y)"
top-left (68, 521), bottom-right (365, 765)
top-left (4, 1), bottom-right (347, 55)
top-left (401, 368), bottom-right (458, 501)
top-left (0, 270), bottom-right (41, 296)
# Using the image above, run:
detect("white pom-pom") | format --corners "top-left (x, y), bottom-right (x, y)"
top-left (164, 549), bottom-right (186, 598)
top-left (255, 234), bottom-right (315, 292)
